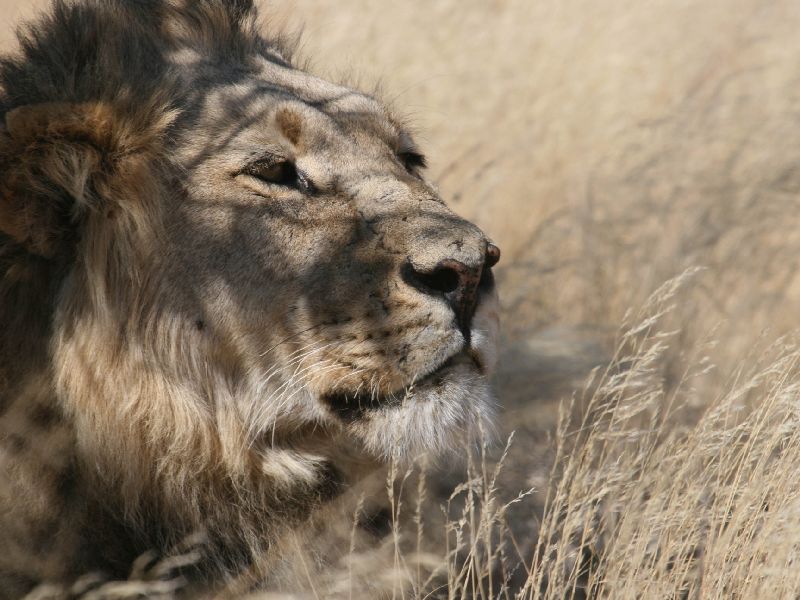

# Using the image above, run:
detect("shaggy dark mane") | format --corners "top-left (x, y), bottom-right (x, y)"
top-left (0, 0), bottom-right (294, 117)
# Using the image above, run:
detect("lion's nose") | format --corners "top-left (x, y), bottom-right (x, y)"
top-left (404, 243), bottom-right (500, 340)
top-left (485, 242), bottom-right (501, 268)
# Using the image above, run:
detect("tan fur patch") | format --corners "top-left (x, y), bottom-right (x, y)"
top-left (276, 107), bottom-right (304, 145)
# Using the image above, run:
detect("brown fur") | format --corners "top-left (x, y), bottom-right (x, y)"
top-left (0, 0), bottom-right (499, 594)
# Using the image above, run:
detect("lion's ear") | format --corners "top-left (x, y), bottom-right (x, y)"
top-left (0, 102), bottom-right (124, 258)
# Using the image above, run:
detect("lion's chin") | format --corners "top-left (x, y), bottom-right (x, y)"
top-left (339, 359), bottom-right (495, 462)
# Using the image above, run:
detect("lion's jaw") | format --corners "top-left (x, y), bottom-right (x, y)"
top-left (334, 295), bottom-right (500, 461)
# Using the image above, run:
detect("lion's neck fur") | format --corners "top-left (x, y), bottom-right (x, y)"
top-left (0, 249), bottom-right (107, 588)
top-left (0, 246), bottom-right (361, 586)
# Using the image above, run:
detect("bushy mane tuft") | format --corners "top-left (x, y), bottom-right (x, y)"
top-left (0, 0), bottom-right (294, 117)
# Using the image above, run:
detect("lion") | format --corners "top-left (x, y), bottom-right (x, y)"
top-left (0, 0), bottom-right (500, 595)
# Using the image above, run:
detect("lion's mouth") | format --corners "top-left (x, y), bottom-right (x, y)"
top-left (323, 349), bottom-right (483, 421)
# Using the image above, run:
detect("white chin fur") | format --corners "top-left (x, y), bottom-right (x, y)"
top-left (345, 363), bottom-right (496, 462)
top-left (345, 294), bottom-right (500, 461)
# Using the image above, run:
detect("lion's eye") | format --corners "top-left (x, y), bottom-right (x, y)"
top-left (399, 151), bottom-right (427, 173)
top-left (242, 158), bottom-right (314, 194)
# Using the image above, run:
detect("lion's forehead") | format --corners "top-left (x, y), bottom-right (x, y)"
top-left (184, 64), bottom-right (397, 157)
top-left (259, 60), bottom-right (389, 118)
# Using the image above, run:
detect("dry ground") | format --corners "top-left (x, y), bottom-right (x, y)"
top-left (6, 0), bottom-right (800, 598)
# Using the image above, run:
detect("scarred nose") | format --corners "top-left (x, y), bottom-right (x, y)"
top-left (404, 243), bottom-right (500, 341)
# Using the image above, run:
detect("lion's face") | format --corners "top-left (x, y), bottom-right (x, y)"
top-left (155, 59), bottom-right (499, 459)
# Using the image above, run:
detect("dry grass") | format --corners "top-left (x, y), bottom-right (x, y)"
top-left (253, 273), bottom-right (800, 599)
top-left (8, 0), bottom-right (800, 597)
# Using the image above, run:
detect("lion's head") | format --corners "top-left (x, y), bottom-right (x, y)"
top-left (155, 52), bottom-right (501, 462)
top-left (0, 0), bottom-right (498, 568)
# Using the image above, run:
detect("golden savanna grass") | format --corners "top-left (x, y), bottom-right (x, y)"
top-left (6, 0), bottom-right (800, 597)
